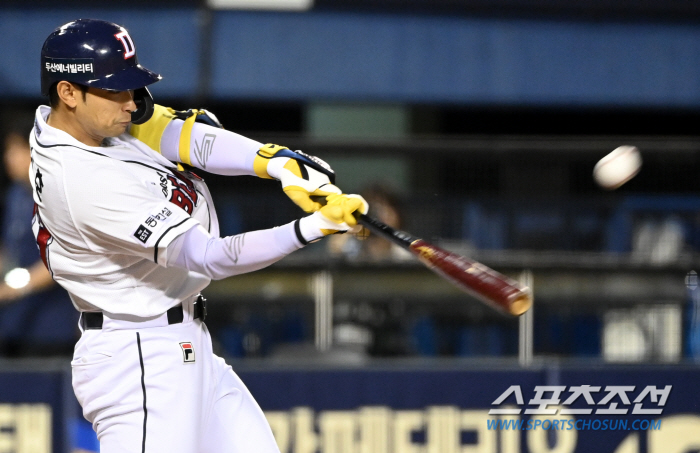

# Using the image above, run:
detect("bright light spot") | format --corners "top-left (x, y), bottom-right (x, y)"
top-left (83, 44), bottom-right (94, 51)
top-left (4, 268), bottom-right (30, 289)
top-left (207, 0), bottom-right (313, 10)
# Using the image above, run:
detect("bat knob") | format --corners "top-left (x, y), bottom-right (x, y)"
top-left (509, 292), bottom-right (533, 316)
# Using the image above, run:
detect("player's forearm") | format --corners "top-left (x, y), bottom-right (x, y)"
top-left (160, 119), bottom-right (262, 176)
top-left (166, 223), bottom-right (304, 280)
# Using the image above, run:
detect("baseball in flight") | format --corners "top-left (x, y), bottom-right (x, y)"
top-left (593, 145), bottom-right (642, 190)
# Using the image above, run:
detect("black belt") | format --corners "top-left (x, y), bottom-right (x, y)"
top-left (81, 295), bottom-right (207, 330)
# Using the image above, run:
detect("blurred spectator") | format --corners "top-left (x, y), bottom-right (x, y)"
top-left (328, 184), bottom-right (411, 261)
top-left (631, 216), bottom-right (685, 264)
top-left (0, 114), bottom-right (78, 356)
top-left (326, 185), bottom-right (413, 357)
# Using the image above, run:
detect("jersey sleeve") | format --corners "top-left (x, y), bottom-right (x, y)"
top-left (165, 221), bottom-right (303, 279)
top-left (160, 119), bottom-right (263, 176)
top-left (64, 158), bottom-right (199, 265)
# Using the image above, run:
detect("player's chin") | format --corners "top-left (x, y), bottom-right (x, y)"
top-left (111, 121), bottom-right (131, 135)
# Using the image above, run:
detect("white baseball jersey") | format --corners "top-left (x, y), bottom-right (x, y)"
top-left (30, 105), bottom-right (213, 317)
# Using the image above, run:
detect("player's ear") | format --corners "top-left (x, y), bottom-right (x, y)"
top-left (55, 81), bottom-right (80, 109)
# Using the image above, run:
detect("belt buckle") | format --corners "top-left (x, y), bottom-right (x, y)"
top-left (82, 312), bottom-right (103, 330)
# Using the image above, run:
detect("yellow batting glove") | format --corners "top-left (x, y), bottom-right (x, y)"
top-left (280, 160), bottom-right (342, 212)
top-left (254, 144), bottom-right (341, 213)
top-left (321, 194), bottom-right (368, 227)
top-left (295, 194), bottom-right (369, 244)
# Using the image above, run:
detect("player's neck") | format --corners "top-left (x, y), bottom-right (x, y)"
top-left (47, 108), bottom-right (104, 147)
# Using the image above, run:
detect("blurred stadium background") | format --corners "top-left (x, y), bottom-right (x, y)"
top-left (2, 1), bottom-right (700, 452)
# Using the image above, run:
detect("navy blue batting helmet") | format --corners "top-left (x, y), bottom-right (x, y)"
top-left (41, 19), bottom-right (162, 123)
top-left (41, 19), bottom-right (161, 95)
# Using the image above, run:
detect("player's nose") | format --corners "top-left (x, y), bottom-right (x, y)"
top-left (123, 90), bottom-right (137, 112)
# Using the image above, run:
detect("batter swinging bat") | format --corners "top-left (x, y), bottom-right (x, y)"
top-left (357, 214), bottom-right (532, 316)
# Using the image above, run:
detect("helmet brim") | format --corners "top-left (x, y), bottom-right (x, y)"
top-left (84, 64), bottom-right (162, 92)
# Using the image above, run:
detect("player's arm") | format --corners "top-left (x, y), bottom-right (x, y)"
top-left (129, 105), bottom-right (341, 212)
top-left (130, 105), bottom-right (258, 175)
top-left (165, 194), bottom-right (368, 279)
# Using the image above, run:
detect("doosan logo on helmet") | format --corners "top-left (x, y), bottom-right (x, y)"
top-left (114, 30), bottom-right (135, 59)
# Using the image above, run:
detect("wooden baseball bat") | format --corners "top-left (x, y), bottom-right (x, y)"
top-left (357, 214), bottom-right (532, 316)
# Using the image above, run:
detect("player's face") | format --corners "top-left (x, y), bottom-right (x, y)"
top-left (74, 87), bottom-right (136, 143)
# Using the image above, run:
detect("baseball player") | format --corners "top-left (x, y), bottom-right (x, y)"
top-left (33, 19), bottom-right (367, 453)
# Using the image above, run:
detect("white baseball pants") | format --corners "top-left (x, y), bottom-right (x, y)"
top-left (71, 303), bottom-right (280, 453)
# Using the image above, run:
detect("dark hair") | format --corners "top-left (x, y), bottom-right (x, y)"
top-left (48, 82), bottom-right (89, 108)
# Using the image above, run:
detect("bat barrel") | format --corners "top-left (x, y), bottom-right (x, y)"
top-left (409, 239), bottom-right (532, 316)
top-left (356, 214), bottom-right (532, 316)
top-left (507, 292), bottom-right (533, 316)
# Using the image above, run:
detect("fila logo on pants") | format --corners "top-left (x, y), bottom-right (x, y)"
top-left (179, 342), bottom-right (195, 363)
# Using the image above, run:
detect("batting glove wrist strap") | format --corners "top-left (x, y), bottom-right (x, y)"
top-left (254, 144), bottom-right (342, 213)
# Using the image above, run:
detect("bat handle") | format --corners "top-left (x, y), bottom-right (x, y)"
top-left (356, 214), bottom-right (418, 250)
top-left (309, 197), bottom-right (404, 244)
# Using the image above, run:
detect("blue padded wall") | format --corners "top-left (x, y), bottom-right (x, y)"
top-left (4, 8), bottom-right (700, 106)
top-left (210, 11), bottom-right (700, 105)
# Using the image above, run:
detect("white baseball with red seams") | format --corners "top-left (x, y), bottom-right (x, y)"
top-left (593, 145), bottom-right (642, 190)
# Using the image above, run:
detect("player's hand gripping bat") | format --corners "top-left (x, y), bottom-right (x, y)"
top-left (356, 214), bottom-right (532, 316)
